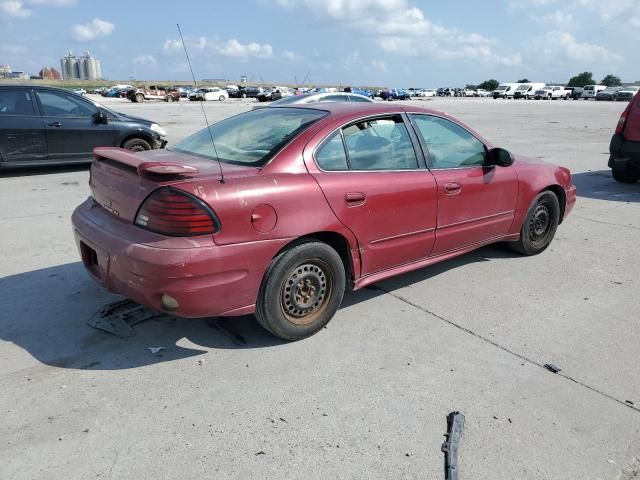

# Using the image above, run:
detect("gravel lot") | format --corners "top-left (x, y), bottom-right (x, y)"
top-left (1, 95), bottom-right (639, 480)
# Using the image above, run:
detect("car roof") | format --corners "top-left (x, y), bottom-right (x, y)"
top-left (272, 101), bottom-right (442, 118)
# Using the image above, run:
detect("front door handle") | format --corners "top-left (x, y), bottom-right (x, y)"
top-left (48, 121), bottom-right (63, 127)
top-left (345, 192), bottom-right (366, 206)
top-left (444, 182), bottom-right (462, 195)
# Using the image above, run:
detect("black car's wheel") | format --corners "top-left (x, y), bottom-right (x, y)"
top-left (612, 164), bottom-right (640, 184)
top-left (241, 92), bottom-right (247, 98)
top-left (510, 191), bottom-right (560, 256)
top-left (122, 137), bottom-right (152, 152)
top-left (166, 95), bottom-right (174, 102)
top-left (135, 93), bottom-right (144, 103)
top-left (255, 241), bottom-right (346, 341)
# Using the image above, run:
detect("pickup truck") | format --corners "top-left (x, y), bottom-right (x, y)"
top-left (127, 85), bottom-right (180, 103)
top-left (533, 86), bottom-right (571, 100)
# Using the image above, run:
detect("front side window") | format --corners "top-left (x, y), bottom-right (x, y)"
top-left (410, 115), bottom-right (486, 169)
top-left (38, 90), bottom-right (96, 117)
top-left (342, 116), bottom-right (418, 170)
top-left (0, 89), bottom-right (36, 116)
top-left (172, 107), bottom-right (327, 167)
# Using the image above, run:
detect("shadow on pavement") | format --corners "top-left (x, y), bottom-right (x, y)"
top-left (0, 245), bottom-right (518, 372)
top-left (572, 170), bottom-right (640, 203)
top-left (0, 163), bottom-right (90, 178)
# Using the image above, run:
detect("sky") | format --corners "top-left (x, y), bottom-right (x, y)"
top-left (1, 0), bottom-right (638, 87)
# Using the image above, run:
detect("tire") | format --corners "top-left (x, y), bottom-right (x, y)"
top-left (166, 95), bottom-right (174, 102)
top-left (135, 93), bottom-right (144, 103)
top-left (219, 95), bottom-right (225, 101)
top-left (255, 241), bottom-right (346, 341)
top-left (611, 164), bottom-right (640, 184)
top-left (122, 137), bottom-right (152, 152)
top-left (510, 191), bottom-right (560, 256)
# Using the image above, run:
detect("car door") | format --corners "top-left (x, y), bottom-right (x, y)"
top-left (408, 114), bottom-right (518, 256)
top-left (305, 114), bottom-right (438, 276)
top-left (0, 87), bottom-right (47, 165)
top-left (36, 88), bottom-right (114, 162)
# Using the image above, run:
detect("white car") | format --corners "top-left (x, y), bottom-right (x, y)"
top-left (188, 87), bottom-right (229, 102)
top-left (475, 89), bottom-right (491, 97)
top-left (581, 85), bottom-right (607, 100)
top-left (463, 89), bottom-right (476, 97)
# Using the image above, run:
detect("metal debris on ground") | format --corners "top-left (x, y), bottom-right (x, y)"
top-left (88, 299), bottom-right (165, 338)
top-left (148, 347), bottom-right (164, 354)
top-left (442, 411), bottom-right (465, 480)
top-left (543, 363), bottom-right (562, 374)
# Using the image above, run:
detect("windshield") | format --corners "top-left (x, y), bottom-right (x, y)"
top-left (171, 107), bottom-right (327, 167)
top-left (496, 85), bottom-right (508, 91)
top-left (516, 85), bottom-right (530, 91)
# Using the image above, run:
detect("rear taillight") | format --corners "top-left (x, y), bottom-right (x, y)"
top-left (134, 187), bottom-right (220, 237)
top-left (616, 103), bottom-right (632, 135)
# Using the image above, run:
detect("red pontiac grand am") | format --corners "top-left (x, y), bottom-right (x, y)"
top-left (72, 103), bottom-right (576, 340)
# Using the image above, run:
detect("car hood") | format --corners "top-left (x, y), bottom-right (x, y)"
top-left (113, 111), bottom-right (154, 125)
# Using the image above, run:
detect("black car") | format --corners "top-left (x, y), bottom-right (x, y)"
top-left (569, 87), bottom-right (583, 100)
top-left (0, 85), bottom-right (167, 168)
top-left (234, 86), bottom-right (264, 99)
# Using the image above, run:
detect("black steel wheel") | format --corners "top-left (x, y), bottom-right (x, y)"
top-left (255, 241), bottom-right (345, 341)
top-left (510, 191), bottom-right (560, 255)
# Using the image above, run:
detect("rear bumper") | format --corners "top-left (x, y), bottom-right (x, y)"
top-left (564, 185), bottom-right (577, 219)
top-left (609, 134), bottom-right (640, 169)
top-left (72, 198), bottom-right (289, 318)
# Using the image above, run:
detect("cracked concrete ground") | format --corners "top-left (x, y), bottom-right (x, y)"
top-left (1, 96), bottom-right (639, 479)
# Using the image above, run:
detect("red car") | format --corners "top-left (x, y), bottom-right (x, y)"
top-left (609, 90), bottom-right (640, 183)
top-left (72, 103), bottom-right (576, 340)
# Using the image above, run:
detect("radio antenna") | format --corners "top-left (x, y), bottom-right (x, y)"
top-left (176, 23), bottom-right (224, 183)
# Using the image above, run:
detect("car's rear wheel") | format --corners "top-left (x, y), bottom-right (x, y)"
top-left (510, 191), bottom-right (560, 256)
top-left (166, 95), bottom-right (173, 102)
top-left (612, 163), bottom-right (640, 184)
top-left (255, 242), bottom-right (346, 341)
top-left (122, 137), bottom-right (152, 152)
top-left (135, 93), bottom-right (144, 103)
top-left (219, 95), bottom-right (225, 101)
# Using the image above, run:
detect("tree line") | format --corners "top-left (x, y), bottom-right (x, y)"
top-left (466, 73), bottom-right (624, 91)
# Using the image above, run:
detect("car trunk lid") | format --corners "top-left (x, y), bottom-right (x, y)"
top-left (90, 147), bottom-right (259, 223)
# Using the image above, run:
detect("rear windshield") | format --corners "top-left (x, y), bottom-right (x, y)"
top-left (171, 107), bottom-right (327, 167)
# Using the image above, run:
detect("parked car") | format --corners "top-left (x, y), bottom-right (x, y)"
top-left (609, 90), bottom-right (640, 183)
top-left (188, 87), bottom-right (229, 102)
top-left (127, 85), bottom-right (180, 103)
top-left (581, 84), bottom-right (607, 99)
top-left (614, 86), bottom-right (639, 102)
top-left (256, 88), bottom-right (275, 102)
top-left (415, 89), bottom-right (437, 97)
top-left (596, 86), bottom-right (623, 101)
top-left (462, 89), bottom-right (476, 97)
top-left (380, 88), bottom-right (410, 100)
top-left (71, 102), bottom-right (576, 341)
top-left (235, 86), bottom-right (264, 99)
top-left (173, 85), bottom-right (194, 98)
top-left (344, 87), bottom-right (374, 98)
top-left (265, 92), bottom-right (374, 107)
top-left (0, 85), bottom-right (167, 168)
top-left (569, 87), bottom-right (584, 100)
top-left (270, 86), bottom-right (294, 101)
top-left (533, 86), bottom-right (571, 100)
top-left (513, 83), bottom-right (546, 99)
top-left (492, 83), bottom-right (521, 99)
top-left (475, 89), bottom-right (491, 97)
top-left (90, 87), bottom-right (107, 95)
top-left (71, 88), bottom-right (86, 96)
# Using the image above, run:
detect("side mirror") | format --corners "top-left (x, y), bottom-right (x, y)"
top-left (93, 109), bottom-right (107, 124)
top-left (486, 147), bottom-right (514, 167)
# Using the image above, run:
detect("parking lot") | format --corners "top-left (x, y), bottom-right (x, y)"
top-left (1, 96), bottom-right (639, 479)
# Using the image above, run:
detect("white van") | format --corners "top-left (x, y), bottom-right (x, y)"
top-left (513, 82), bottom-right (546, 99)
top-left (581, 85), bottom-right (607, 100)
top-left (492, 83), bottom-right (521, 99)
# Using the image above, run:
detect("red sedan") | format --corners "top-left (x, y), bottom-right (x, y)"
top-left (72, 103), bottom-right (576, 340)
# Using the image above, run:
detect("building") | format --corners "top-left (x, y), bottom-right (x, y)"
top-left (39, 67), bottom-right (62, 80)
top-left (60, 52), bottom-right (102, 80)
top-left (0, 65), bottom-right (12, 77)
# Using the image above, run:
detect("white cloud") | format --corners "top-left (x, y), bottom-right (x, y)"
top-left (281, 50), bottom-right (303, 61)
top-left (133, 54), bottom-right (157, 66)
top-left (370, 59), bottom-right (387, 71)
top-left (163, 36), bottom-right (281, 61)
top-left (272, 0), bottom-right (518, 66)
top-left (533, 30), bottom-right (622, 64)
top-left (217, 39), bottom-right (273, 60)
top-left (0, 0), bottom-right (74, 18)
top-left (0, 1), bottom-right (30, 17)
top-left (72, 18), bottom-right (114, 42)
top-left (543, 11), bottom-right (573, 27)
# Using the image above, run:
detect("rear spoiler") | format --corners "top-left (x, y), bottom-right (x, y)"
top-left (93, 147), bottom-right (199, 177)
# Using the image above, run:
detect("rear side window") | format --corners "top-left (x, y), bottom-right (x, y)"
top-left (0, 89), bottom-right (36, 116)
top-left (315, 131), bottom-right (348, 171)
top-left (411, 115), bottom-right (486, 169)
top-left (343, 116), bottom-right (418, 170)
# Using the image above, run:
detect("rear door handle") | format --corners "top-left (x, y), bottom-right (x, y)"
top-left (345, 192), bottom-right (366, 206)
top-left (48, 121), bottom-right (63, 127)
top-left (444, 182), bottom-right (462, 195)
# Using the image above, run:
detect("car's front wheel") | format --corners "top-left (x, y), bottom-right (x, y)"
top-left (255, 241), bottom-right (346, 341)
top-left (612, 163), bottom-right (640, 184)
top-left (219, 95), bottom-right (225, 101)
top-left (510, 191), bottom-right (560, 256)
top-left (122, 137), bottom-right (152, 152)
